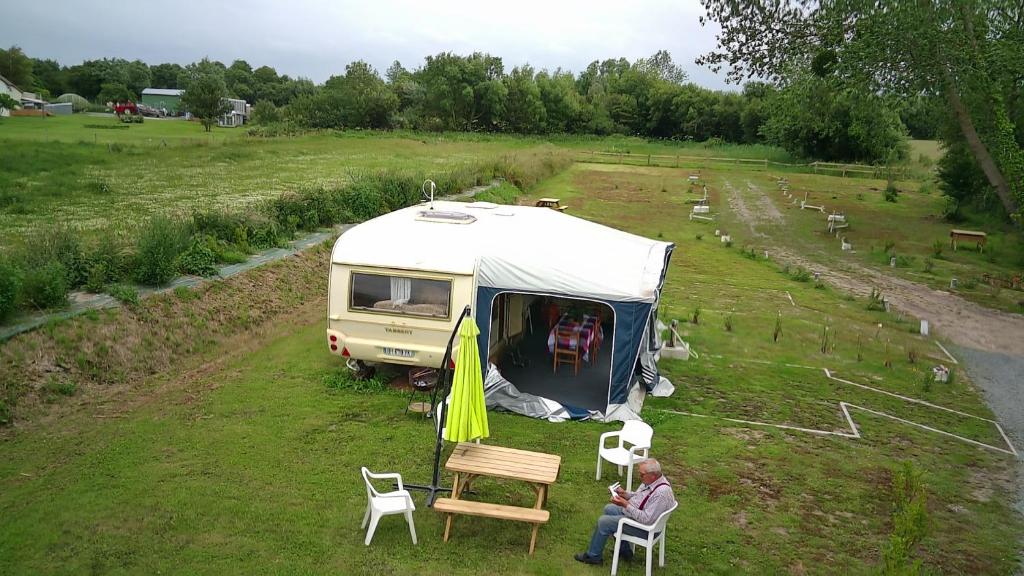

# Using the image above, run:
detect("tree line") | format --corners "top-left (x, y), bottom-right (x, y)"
top-left (2, 46), bottom-right (940, 166)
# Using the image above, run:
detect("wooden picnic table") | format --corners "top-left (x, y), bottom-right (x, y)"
top-left (436, 442), bottom-right (561, 554)
top-left (950, 229), bottom-right (987, 252)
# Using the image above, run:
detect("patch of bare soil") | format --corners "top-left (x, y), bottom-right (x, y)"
top-left (740, 181), bottom-right (1024, 357)
top-left (0, 246), bottom-right (332, 433)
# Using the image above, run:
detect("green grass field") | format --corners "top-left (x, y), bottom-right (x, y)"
top-left (0, 159), bottom-right (1020, 574)
top-left (0, 115), bottom-right (558, 246)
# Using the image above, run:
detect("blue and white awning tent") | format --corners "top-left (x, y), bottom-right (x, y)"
top-left (470, 205), bottom-right (675, 422)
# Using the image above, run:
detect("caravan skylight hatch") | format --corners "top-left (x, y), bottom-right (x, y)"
top-left (415, 210), bottom-right (476, 224)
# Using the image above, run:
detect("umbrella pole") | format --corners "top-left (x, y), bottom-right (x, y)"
top-left (401, 305), bottom-right (471, 507)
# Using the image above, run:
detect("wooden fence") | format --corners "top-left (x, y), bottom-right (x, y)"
top-left (573, 150), bottom-right (907, 180)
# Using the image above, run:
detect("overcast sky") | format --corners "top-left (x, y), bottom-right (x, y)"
top-left (2, 0), bottom-right (734, 89)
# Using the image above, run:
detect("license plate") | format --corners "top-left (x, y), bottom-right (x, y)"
top-left (382, 347), bottom-right (415, 358)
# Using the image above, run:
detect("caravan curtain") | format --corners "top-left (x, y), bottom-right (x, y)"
top-left (390, 277), bottom-right (411, 304)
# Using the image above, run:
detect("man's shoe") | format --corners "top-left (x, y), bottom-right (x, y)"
top-left (574, 552), bottom-right (603, 565)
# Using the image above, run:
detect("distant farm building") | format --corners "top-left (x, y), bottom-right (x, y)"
top-left (1, 74), bottom-right (22, 116)
top-left (141, 88), bottom-right (184, 115)
top-left (44, 102), bottom-right (73, 115)
top-left (219, 98), bottom-right (249, 127)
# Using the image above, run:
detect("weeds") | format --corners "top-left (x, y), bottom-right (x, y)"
top-left (323, 369), bottom-right (388, 394)
top-left (0, 259), bottom-right (21, 321)
top-left (724, 311), bottom-right (735, 332)
top-left (867, 288), bottom-right (887, 311)
top-left (772, 311), bottom-right (782, 343)
top-left (107, 284), bottom-right (140, 308)
top-left (820, 320), bottom-right (835, 354)
top-left (134, 216), bottom-right (190, 286)
top-left (695, 233), bottom-right (703, 241)
top-left (923, 259), bottom-right (934, 274)
top-left (22, 262), bottom-right (69, 309)
top-left (907, 346), bottom-right (918, 364)
top-left (932, 240), bottom-right (944, 258)
top-left (691, 305), bottom-right (701, 325)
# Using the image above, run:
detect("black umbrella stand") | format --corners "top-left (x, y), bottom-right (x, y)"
top-left (402, 305), bottom-right (471, 507)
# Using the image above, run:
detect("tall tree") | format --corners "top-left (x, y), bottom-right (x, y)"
top-left (0, 46), bottom-right (33, 89)
top-left (503, 66), bottom-right (543, 133)
top-left (151, 63), bottom-right (184, 88)
top-left (180, 59), bottom-right (230, 132)
top-left (698, 0), bottom-right (1024, 220)
top-left (31, 58), bottom-right (65, 97)
top-left (226, 59), bottom-right (255, 102)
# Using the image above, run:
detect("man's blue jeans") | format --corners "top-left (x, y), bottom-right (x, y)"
top-left (586, 504), bottom-right (649, 559)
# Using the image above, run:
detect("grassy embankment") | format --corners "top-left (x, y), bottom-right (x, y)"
top-left (0, 161), bottom-right (1019, 575)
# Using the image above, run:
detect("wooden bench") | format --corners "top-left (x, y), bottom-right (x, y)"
top-left (434, 497), bottom-right (550, 554)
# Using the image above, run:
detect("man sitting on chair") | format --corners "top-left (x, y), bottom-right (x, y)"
top-left (575, 458), bottom-right (676, 565)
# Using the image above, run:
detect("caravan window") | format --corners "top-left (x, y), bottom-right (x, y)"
top-left (350, 272), bottom-right (452, 319)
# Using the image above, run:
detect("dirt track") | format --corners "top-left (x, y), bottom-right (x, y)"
top-left (734, 180), bottom-right (1024, 357)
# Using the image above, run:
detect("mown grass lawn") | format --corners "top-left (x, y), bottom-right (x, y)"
top-left (1, 161), bottom-right (1020, 575)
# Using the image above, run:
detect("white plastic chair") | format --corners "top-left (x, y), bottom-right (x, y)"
top-left (611, 501), bottom-right (678, 576)
top-left (360, 467), bottom-right (417, 546)
top-left (596, 421), bottom-right (654, 491)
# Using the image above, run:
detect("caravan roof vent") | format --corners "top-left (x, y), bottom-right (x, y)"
top-left (415, 210), bottom-right (477, 224)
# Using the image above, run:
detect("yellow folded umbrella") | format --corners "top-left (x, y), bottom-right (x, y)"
top-left (444, 317), bottom-right (490, 442)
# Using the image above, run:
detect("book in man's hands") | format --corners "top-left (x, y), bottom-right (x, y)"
top-left (608, 481), bottom-right (621, 497)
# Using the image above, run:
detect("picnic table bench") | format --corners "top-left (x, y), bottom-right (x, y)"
top-left (950, 229), bottom-right (987, 252)
top-left (536, 198), bottom-right (568, 211)
top-left (437, 442), bottom-right (561, 554)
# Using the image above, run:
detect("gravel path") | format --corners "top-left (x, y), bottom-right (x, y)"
top-left (953, 346), bottom-right (1024, 507)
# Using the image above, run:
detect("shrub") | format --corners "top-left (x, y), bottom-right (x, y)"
top-left (790, 267), bottom-right (812, 282)
top-left (880, 462), bottom-right (929, 574)
top-left (22, 261), bottom-right (70, 309)
top-left (343, 182), bottom-right (389, 221)
top-left (134, 216), bottom-right (190, 286)
top-left (724, 311), bottom-right (734, 332)
top-left (883, 240), bottom-right (896, 253)
top-left (931, 240), bottom-right (944, 258)
top-left (695, 233), bottom-right (703, 240)
top-left (178, 237), bottom-right (219, 276)
top-left (691, 305), bottom-right (701, 325)
top-left (250, 101), bottom-right (282, 125)
top-left (923, 259), bottom-right (934, 274)
top-left (246, 121), bottom-right (307, 138)
top-left (0, 259), bottom-right (22, 321)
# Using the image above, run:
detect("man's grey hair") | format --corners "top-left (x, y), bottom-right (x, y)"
top-left (640, 458), bottom-right (662, 475)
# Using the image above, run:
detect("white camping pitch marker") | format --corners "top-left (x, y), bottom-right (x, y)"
top-left (660, 367), bottom-right (1017, 457)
